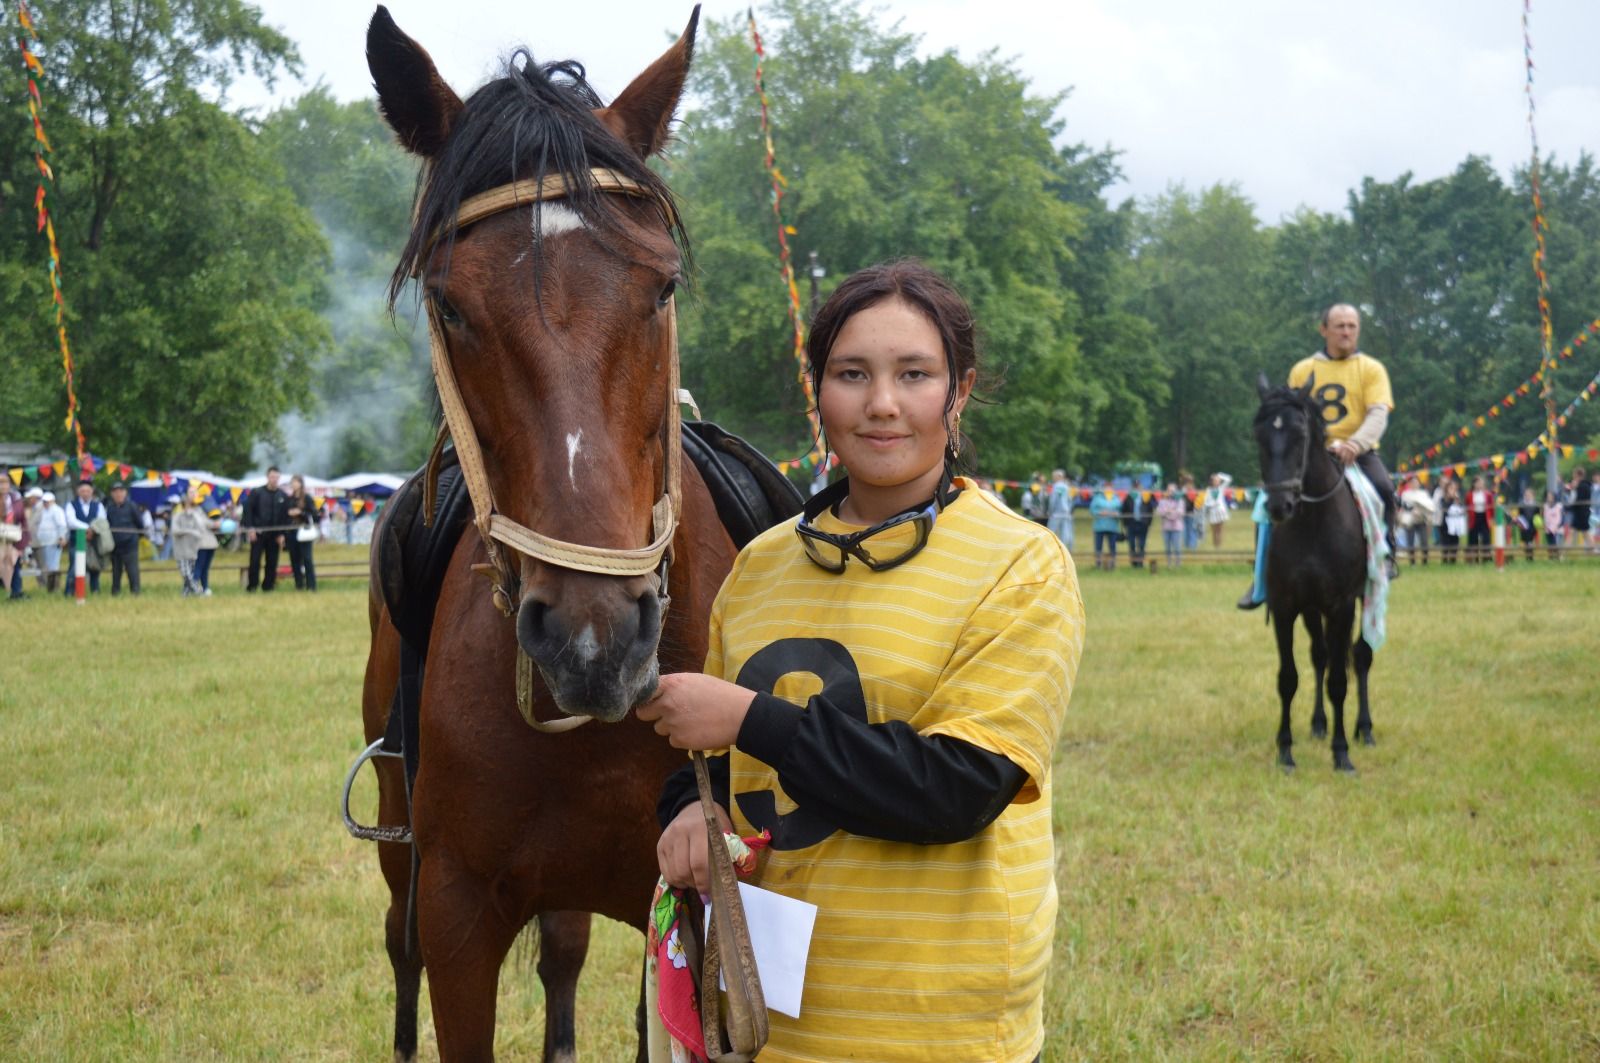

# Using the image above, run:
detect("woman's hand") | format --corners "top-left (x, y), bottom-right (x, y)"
top-left (657, 800), bottom-right (733, 894)
top-left (636, 673), bottom-right (757, 751)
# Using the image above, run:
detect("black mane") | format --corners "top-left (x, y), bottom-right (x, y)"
top-left (388, 52), bottom-right (684, 308)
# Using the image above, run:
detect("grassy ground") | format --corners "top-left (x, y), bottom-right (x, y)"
top-left (1, 546), bottom-right (1596, 1060)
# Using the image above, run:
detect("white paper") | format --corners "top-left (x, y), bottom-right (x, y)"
top-left (706, 882), bottom-right (818, 1018)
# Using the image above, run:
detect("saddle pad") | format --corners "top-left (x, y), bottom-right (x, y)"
top-left (682, 420), bottom-right (805, 550)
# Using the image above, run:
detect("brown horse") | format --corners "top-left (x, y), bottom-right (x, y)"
top-left (359, 7), bottom-right (734, 1060)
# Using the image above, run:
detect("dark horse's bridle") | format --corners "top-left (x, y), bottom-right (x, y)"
top-left (412, 168), bottom-right (769, 1061)
top-left (1262, 399), bottom-right (1348, 508)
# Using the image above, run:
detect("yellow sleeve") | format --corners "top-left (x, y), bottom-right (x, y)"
top-left (1362, 355), bottom-right (1395, 411)
top-left (917, 554), bottom-right (1085, 803)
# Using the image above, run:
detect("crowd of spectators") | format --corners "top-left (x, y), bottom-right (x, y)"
top-left (0, 464), bottom-right (382, 601)
top-left (1396, 467), bottom-right (1597, 564)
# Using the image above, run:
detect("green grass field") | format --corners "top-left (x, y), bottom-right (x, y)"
top-left (2, 543), bottom-right (1597, 1060)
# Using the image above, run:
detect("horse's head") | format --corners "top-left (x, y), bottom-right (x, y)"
top-left (368, 5), bottom-right (699, 721)
top-left (1253, 371), bottom-right (1326, 523)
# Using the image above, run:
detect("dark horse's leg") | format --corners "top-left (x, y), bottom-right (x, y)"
top-left (1325, 603), bottom-right (1357, 772)
top-left (1353, 631), bottom-right (1375, 746)
top-left (537, 911), bottom-right (592, 1063)
top-left (1303, 612), bottom-right (1328, 740)
top-left (1274, 607), bottom-right (1299, 770)
top-left (418, 847), bottom-right (521, 1062)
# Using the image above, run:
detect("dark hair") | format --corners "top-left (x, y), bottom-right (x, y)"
top-left (267, 465), bottom-right (281, 475)
top-left (806, 259), bottom-right (979, 425)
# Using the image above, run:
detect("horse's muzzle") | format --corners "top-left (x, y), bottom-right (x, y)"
top-left (514, 574), bottom-right (663, 721)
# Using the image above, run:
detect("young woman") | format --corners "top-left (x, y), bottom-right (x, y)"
top-left (284, 474), bottom-right (318, 591)
top-left (1203, 471), bottom-right (1232, 548)
top-left (639, 261), bottom-right (1084, 1063)
top-left (1439, 479), bottom-right (1465, 564)
top-left (1543, 491), bottom-right (1565, 560)
top-left (1466, 475), bottom-right (1493, 563)
top-left (1156, 482), bottom-right (1186, 568)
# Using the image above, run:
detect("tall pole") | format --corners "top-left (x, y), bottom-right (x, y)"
top-left (1524, 2), bottom-right (1560, 492)
top-left (808, 250), bottom-right (823, 322)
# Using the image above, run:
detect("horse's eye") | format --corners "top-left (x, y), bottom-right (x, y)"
top-left (657, 279), bottom-right (677, 308)
top-left (431, 290), bottom-right (461, 326)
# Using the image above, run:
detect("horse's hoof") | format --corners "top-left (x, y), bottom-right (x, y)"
top-left (1311, 724), bottom-right (1328, 740)
top-left (1277, 750), bottom-right (1296, 771)
top-left (1358, 730), bottom-right (1376, 747)
top-left (1334, 754), bottom-right (1357, 774)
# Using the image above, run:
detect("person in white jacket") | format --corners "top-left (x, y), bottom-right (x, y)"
top-left (62, 479), bottom-right (106, 595)
top-left (33, 494), bottom-right (67, 593)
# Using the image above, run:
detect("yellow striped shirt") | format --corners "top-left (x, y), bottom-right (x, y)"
top-left (708, 478), bottom-right (1085, 1061)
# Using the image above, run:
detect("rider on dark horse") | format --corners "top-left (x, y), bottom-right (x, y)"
top-left (1240, 303), bottom-right (1398, 609)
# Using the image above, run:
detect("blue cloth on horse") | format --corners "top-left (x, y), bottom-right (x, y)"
top-left (1345, 466), bottom-right (1390, 651)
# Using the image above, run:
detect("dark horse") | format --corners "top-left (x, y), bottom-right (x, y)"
top-left (359, 7), bottom-right (736, 1060)
top-left (1252, 373), bottom-right (1376, 772)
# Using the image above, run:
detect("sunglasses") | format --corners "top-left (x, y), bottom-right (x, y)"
top-left (794, 476), bottom-right (957, 573)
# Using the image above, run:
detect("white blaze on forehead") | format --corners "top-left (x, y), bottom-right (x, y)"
top-left (1273, 415), bottom-right (1283, 430)
top-left (566, 429), bottom-right (582, 490)
top-left (530, 203), bottom-right (585, 240)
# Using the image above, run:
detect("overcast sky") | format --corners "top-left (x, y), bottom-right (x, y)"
top-left (235, 0), bottom-right (1599, 222)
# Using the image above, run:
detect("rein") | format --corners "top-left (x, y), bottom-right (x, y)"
top-left (412, 167), bottom-right (768, 1056)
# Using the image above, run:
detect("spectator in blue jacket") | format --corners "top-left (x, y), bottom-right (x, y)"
top-left (1090, 487), bottom-right (1122, 571)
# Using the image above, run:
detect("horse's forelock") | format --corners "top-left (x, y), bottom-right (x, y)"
top-left (387, 51), bottom-right (684, 310)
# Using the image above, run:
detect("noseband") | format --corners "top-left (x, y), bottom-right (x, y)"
top-left (418, 169), bottom-right (686, 617)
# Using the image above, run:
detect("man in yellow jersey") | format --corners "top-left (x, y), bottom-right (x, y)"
top-left (1239, 303), bottom-right (1396, 609)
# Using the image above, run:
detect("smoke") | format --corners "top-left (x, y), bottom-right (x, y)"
top-left (256, 219), bottom-right (432, 478)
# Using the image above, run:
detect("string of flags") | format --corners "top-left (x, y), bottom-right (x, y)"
top-left (748, 8), bottom-right (825, 473)
top-left (1396, 316), bottom-right (1597, 471)
top-left (4, 455), bottom-right (380, 513)
top-left (16, 1), bottom-right (86, 461)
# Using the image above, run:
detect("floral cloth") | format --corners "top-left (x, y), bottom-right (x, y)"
top-left (646, 828), bottom-right (770, 1063)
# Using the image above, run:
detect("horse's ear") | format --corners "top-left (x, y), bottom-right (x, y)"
top-left (1297, 371), bottom-right (1317, 399)
top-left (366, 5), bottom-right (464, 157)
top-left (1256, 372), bottom-right (1273, 401)
top-left (594, 5), bottom-right (700, 158)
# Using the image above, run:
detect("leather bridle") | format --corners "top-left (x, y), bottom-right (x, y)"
top-left (418, 168), bottom-right (685, 617)
top-left (1263, 405), bottom-right (1347, 508)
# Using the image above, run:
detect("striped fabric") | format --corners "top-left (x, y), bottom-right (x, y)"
top-left (708, 479), bottom-right (1085, 1062)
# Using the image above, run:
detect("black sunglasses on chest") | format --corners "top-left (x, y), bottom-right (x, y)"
top-left (795, 473), bottom-right (961, 573)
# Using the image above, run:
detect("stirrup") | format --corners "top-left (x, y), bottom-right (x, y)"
top-left (341, 739), bottom-right (412, 844)
top-left (1237, 588), bottom-right (1264, 610)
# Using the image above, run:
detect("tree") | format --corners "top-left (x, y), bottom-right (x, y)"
top-left (666, 0), bottom-right (1094, 477)
top-left (0, 1), bottom-right (329, 472)
top-left (259, 87), bottom-right (433, 476)
top-left (1132, 183), bottom-right (1280, 479)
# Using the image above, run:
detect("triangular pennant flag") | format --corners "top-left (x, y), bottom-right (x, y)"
top-left (7, 468), bottom-right (20, 486)
top-left (1491, 454), bottom-right (1504, 469)
top-left (1418, 470), bottom-right (1431, 486)
top-left (52, 461), bottom-right (66, 477)
top-left (229, 487), bottom-right (243, 502)
top-left (1454, 464), bottom-right (1467, 478)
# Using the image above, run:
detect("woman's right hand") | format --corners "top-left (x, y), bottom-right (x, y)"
top-left (657, 800), bottom-right (733, 895)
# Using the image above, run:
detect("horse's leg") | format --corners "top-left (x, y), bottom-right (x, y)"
top-left (418, 848), bottom-right (520, 1062)
top-left (379, 833), bottom-right (423, 1062)
top-left (1353, 633), bottom-right (1375, 746)
top-left (1303, 612), bottom-right (1328, 740)
top-left (1325, 605), bottom-right (1356, 772)
top-left (1274, 608), bottom-right (1299, 770)
top-left (537, 911), bottom-right (592, 1063)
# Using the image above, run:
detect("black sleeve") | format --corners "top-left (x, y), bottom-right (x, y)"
top-left (657, 753), bottom-right (729, 831)
top-left (734, 692), bottom-right (1027, 845)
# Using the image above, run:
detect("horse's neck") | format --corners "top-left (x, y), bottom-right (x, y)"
top-left (1303, 433), bottom-right (1341, 497)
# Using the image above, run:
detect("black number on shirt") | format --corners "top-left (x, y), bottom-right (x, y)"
top-left (732, 638), bottom-right (867, 852)
top-left (1315, 382), bottom-right (1349, 425)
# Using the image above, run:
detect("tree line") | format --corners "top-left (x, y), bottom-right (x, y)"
top-left (3, 0), bottom-right (1596, 484)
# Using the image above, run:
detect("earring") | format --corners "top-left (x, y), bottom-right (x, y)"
top-left (949, 413), bottom-right (962, 458)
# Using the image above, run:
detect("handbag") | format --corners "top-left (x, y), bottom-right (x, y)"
top-left (296, 524), bottom-right (319, 543)
top-left (0, 523), bottom-right (19, 543)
